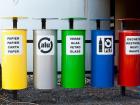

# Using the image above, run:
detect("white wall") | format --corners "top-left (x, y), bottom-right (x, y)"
top-left (0, 0), bottom-right (110, 72)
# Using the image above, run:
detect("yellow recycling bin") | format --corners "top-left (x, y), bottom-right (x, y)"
top-left (1, 17), bottom-right (27, 90)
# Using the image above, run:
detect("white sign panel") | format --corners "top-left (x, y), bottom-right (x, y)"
top-left (5, 35), bottom-right (22, 55)
top-left (126, 36), bottom-right (140, 55)
top-left (97, 36), bottom-right (113, 55)
top-left (66, 36), bottom-right (83, 55)
top-left (37, 35), bottom-right (54, 55)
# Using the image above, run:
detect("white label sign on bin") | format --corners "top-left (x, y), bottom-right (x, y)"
top-left (5, 35), bottom-right (22, 55)
top-left (37, 35), bottom-right (54, 55)
top-left (97, 36), bottom-right (113, 55)
top-left (126, 36), bottom-right (140, 55)
top-left (66, 36), bottom-right (83, 55)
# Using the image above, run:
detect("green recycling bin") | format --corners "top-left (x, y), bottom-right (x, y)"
top-left (61, 18), bottom-right (86, 88)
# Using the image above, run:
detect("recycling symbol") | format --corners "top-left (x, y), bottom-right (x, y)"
top-left (38, 37), bottom-right (53, 53)
top-left (105, 38), bottom-right (112, 48)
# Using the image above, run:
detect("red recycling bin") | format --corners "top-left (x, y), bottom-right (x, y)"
top-left (118, 30), bottom-right (140, 86)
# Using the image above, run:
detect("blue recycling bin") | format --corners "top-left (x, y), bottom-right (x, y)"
top-left (91, 19), bottom-right (114, 88)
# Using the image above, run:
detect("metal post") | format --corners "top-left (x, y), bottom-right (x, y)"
top-left (12, 17), bottom-right (18, 100)
top-left (121, 86), bottom-right (126, 96)
top-left (13, 90), bottom-right (18, 100)
top-left (41, 18), bottom-right (46, 29)
top-left (69, 18), bottom-right (74, 29)
top-left (0, 64), bottom-right (1, 88)
top-left (96, 20), bottom-right (100, 30)
top-left (120, 20), bottom-right (126, 96)
top-left (13, 17), bottom-right (18, 29)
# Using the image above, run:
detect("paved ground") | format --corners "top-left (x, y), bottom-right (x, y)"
top-left (0, 76), bottom-right (140, 105)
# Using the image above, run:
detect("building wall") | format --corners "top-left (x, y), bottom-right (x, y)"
top-left (0, 0), bottom-right (110, 72)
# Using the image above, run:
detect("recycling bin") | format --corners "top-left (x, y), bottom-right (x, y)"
top-left (61, 18), bottom-right (86, 88)
top-left (91, 19), bottom-right (114, 88)
top-left (33, 18), bottom-right (57, 89)
top-left (1, 17), bottom-right (27, 90)
top-left (118, 18), bottom-right (140, 87)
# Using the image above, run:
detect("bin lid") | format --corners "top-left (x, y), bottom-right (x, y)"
top-left (33, 18), bottom-right (58, 20)
top-left (90, 18), bottom-right (114, 21)
top-left (0, 16), bottom-right (28, 20)
top-left (33, 18), bottom-right (59, 29)
top-left (61, 17), bottom-right (87, 20)
top-left (117, 18), bottom-right (140, 21)
top-left (0, 16), bottom-right (27, 29)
